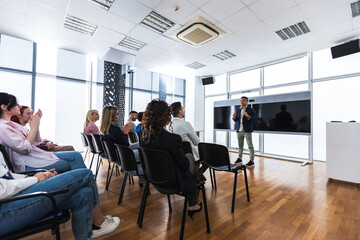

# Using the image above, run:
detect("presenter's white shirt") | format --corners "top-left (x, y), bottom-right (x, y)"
top-left (171, 117), bottom-right (200, 160)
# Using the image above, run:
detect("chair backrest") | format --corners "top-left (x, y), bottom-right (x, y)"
top-left (139, 147), bottom-right (179, 194)
top-left (91, 134), bottom-right (104, 153)
top-left (80, 132), bottom-right (89, 148)
top-left (114, 144), bottom-right (139, 174)
top-left (128, 131), bottom-right (138, 143)
top-left (84, 134), bottom-right (96, 153)
top-left (0, 144), bottom-right (15, 172)
top-left (102, 139), bottom-right (120, 164)
top-left (198, 142), bottom-right (231, 170)
top-left (182, 141), bottom-right (193, 155)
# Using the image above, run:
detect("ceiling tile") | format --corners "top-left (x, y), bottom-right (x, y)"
top-left (127, 25), bottom-right (161, 43)
top-left (177, 9), bottom-right (217, 26)
top-left (187, 0), bottom-right (211, 8)
top-left (0, 7), bottom-right (27, 27)
top-left (139, 43), bottom-right (166, 56)
top-left (298, 0), bottom-right (348, 19)
top-left (154, 0), bottom-right (197, 22)
top-left (236, 21), bottom-right (272, 41)
top-left (67, 0), bottom-right (107, 25)
top-left (249, 0), bottom-right (296, 20)
top-left (101, 12), bottom-right (137, 35)
top-left (26, 0), bottom-right (64, 27)
top-left (201, 0), bottom-right (245, 22)
top-left (248, 32), bottom-right (281, 49)
top-left (110, 0), bottom-right (151, 24)
top-left (306, 4), bottom-right (350, 31)
top-left (61, 27), bottom-right (92, 43)
top-left (241, 0), bottom-right (261, 5)
top-left (29, 0), bottom-right (69, 13)
top-left (0, 0), bottom-right (25, 14)
top-left (263, 6), bottom-right (305, 31)
top-left (313, 19), bottom-right (353, 39)
top-left (149, 36), bottom-right (180, 50)
top-left (26, 17), bottom-right (61, 36)
top-left (134, 0), bottom-right (162, 9)
top-left (92, 26), bottom-right (125, 44)
top-left (221, 7), bottom-right (260, 32)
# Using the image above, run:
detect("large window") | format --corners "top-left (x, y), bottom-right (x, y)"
top-left (0, 71), bottom-right (32, 106)
top-left (230, 68), bottom-right (260, 92)
top-left (0, 35), bottom-right (33, 71)
top-left (205, 74), bottom-right (226, 96)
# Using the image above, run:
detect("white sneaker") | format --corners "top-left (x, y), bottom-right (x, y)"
top-left (92, 216), bottom-right (120, 238)
top-left (98, 189), bottom-right (105, 195)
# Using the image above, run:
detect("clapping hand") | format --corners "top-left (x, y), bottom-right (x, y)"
top-left (122, 122), bottom-right (133, 134)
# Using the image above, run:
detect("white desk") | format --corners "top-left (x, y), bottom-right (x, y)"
top-left (326, 122), bottom-right (360, 184)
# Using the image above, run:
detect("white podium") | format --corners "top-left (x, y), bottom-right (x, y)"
top-left (326, 122), bottom-right (360, 184)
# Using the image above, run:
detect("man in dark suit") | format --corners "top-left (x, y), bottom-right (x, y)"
top-left (232, 96), bottom-right (256, 167)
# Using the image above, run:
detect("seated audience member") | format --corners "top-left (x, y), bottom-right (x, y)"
top-left (0, 93), bottom-right (85, 173)
top-left (127, 110), bottom-right (138, 133)
top-left (11, 105), bottom-right (75, 152)
top-left (0, 165), bottom-right (120, 239)
top-left (140, 99), bottom-right (202, 215)
top-left (84, 109), bottom-right (100, 135)
top-left (135, 112), bottom-right (143, 134)
top-left (170, 102), bottom-right (200, 160)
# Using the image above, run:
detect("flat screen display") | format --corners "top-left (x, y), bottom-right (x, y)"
top-left (214, 100), bottom-right (310, 133)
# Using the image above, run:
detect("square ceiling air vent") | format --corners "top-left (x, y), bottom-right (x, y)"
top-left (140, 11), bottom-right (175, 34)
top-left (185, 62), bottom-right (206, 69)
top-left (351, 0), bottom-right (360, 17)
top-left (84, 0), bottom-right (114, 10)
top-left (213, 50), bottom-right (236, 61)
top-left (119, 37), bottom-right (147, 51)
top-left (275, 21), bottom-right (310, 41)
top-left (64, 15), bottom-right (98, 36)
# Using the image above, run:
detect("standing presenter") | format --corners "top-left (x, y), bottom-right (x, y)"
top-left (232, 96), bottom-right (256, 167)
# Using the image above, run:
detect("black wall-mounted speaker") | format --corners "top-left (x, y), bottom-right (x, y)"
top-left (202, 76), bottom-right (214, 85)
top-left (331, 39), bottom-right (360, 59)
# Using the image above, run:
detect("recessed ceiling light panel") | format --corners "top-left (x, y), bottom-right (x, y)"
top-left (275, 21), bottom-right (311, 41)
top-left (64, 15), bottom-right (98, 36)
top-left (119, 37), bottom-right (147, 51)
top-left (140, 11), bottom-right (175, 34)
top-left (185, 62), bottom-right (206, 69)
top-left (84, 0), bottom-right (114, 10)
top-left (213, 50), bottom-right (236, 61)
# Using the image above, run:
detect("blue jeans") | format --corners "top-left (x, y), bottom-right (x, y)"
top-left (0, 168), bottom-right (99, 239)
top-left (25, 151), bottom-right (86, 173)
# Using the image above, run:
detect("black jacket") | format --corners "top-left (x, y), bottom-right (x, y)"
top-left (233, 106), bottom-right (256, 132)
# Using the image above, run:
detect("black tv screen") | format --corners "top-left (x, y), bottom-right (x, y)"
top-left (253, 100), bottom-right (310, 133)
top-left (214, 100), bottom-right (310, 133)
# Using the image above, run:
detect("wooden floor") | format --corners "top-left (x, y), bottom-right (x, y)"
top-left (24, 152), bottom-right (360, 240)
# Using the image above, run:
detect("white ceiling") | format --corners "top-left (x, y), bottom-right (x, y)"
top-left (0, 0), bottom-right (359, 78)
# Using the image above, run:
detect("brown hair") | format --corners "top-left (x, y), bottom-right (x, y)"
top-left (142, 99), bottom-right (172, 143)
top-left (100, 106), bottom-right (118, 135)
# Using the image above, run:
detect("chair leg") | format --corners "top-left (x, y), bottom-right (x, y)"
top-left (243, 167), bottom-right (250, 202)
top-left (106, 162), bottom-right (115, 190)
top-left (167, 194), bottom-right (172, 213)
top-left (84, 149), bottom-right (88, 161)
top-left (55, 225), bottom-right (60, 240)
top-left (138, 181), bottom-right (150, 228)
top-left (95, 155), bottom-right (101, 181)
top-left (131, 175), bottom-right (135, 184)
top-left (209, 168), bottom-right (214, 189)
top-left (137, 180), bottom-right (148, 225)
top-left (89, 153), bottom-right (95, 170)
top-left (231, 172), bottom-right (238, 213)
top-left (118, 172), bottom-right (128, 205)
top-left (201, 185), bottom-right (211, 233)
top-left (179, 196), bottom-right (188, 240)
top-left (213, 170), bottom-right (217, 190)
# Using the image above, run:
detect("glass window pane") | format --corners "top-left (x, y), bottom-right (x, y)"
top-left (91, 83), bottom-right (103, 111)
top-left (133, 90), bottom-right (152, 113)
top-left (205, 74), bottom-right (227, 96)
top-left (133, 68), bottom-right (152, 90)
top-left (0, 71), bottom-right (32, 106)
top-left (264, 56), bottom-right (308, 86)
top-left (152, 72), bottom-right (159, 92)
top-left (313, 76), bottom-right (360, 161)
top-left (96, 59), bottom-right (104, 83)
top-left (230, 91), bottom-right (259, 99)
top-left (264, 84), bottom-right (309, 95)
top-left (37, 44), bottom-right (57, 75)
top-left (57, 49), bottom-right (87, 80)
top-left (173, 96), bottom-right (184, 107)
top-left (124, 88), bottom-right (129, 123)
top-left (313, 48), bottom-right (360, 79)
top-left (230, 132), bottom-right (259, 151)
top-left (230, 69), bottom-right (260, 92)
top-left (174, 78), bottom-right (185, 96)
top-left (215, 131), bottom-right (227, 146)
top-left (0, 35), bottom-right (33, 71)
top-left (204, 95), bottom-right (227, 143)
top-left (166, 94), bottom-right (173, 104)
top-left (264, 134), bottom-right (308, 158)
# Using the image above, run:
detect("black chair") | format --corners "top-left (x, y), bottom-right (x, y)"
top-left (182, 141), bottom-right (193, 155)
top-left (91, 134), bottom-right (107, 179)
top-left (83, 134), bottom-right (98, 170)
top-left (80, 133), bottom-right (90, 161)
top-left (138, 147), bottom-right (210, 240)
top-left (114, 144), bottom-right (144, 205)
top-left (101, 139), bottom-right (123, 190)
top-left (0, 190), bottom-right (70, 240)
top-left (128, 131), bottom-right (139, 143)
top-left (198, 142), bottom-right (250, 213)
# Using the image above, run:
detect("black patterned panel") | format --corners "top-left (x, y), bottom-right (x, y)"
top-left (103, 61), bottom-right (125, 127)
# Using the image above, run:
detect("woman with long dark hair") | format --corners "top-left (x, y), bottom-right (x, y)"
top-left (140, 99), bottom-right (202, 216)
